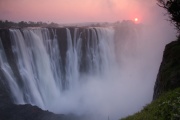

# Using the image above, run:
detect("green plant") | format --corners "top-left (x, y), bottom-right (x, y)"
top-left (121, 88), bottom-right (180, 120)
top-left (157, 0), bottom-right (180, 33)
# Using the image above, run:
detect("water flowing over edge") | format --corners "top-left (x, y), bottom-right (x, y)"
top-left (0, 27), bottom-right (117, 111)
top-left (1, 22), bottom-right (169, 120)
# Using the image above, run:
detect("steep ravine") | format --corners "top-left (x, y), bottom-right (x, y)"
top-left (1, 28), bottom-right (179, 120)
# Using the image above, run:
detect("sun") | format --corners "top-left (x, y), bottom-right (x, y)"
top-left (134, 18), bottom-right (138, 22)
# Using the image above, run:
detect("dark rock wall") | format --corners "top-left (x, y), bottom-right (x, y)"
top-left (153, 40), bottom-right (180, 100)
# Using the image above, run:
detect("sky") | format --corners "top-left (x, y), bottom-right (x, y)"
top-left (0, 0), bottom-right (161, 24)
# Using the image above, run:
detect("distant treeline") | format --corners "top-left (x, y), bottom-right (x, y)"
top-left (0, 20), bottom-right (59, 28)
top-left (0, 20), bottom-right (142, 29)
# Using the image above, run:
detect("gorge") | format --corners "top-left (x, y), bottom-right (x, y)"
top-left (0, 21), bottom-right (176, 120)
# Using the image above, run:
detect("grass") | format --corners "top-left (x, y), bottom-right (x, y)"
top-left (121, 87), bottom-right (180, 120)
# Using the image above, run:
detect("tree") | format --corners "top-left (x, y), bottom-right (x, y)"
top-left (157, 0), bottom-right (180, 32)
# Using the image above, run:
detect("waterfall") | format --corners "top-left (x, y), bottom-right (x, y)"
top-left (0, 21), bottom-right (169, 120)
top-left (0, 27), bottom-right (116, 112)
top-left (0, 37), bottom-right (24, 103)
top-left (9, 28), bottom-right (60, 109)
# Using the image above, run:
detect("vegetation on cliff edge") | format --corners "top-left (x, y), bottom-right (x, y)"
top-left (121, 87), bottom-right (180, 120)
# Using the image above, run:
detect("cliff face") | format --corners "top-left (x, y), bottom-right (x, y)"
top-left (153, 40), bottom-right (180, 100)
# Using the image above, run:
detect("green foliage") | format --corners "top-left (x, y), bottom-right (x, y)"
top-left (121, 88), bottom-right (180, 120)
top-left (157, 0), bottom-right (180, 33)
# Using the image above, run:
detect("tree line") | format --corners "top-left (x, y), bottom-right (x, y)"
top-left (0, 20), bottom-right (59, 28)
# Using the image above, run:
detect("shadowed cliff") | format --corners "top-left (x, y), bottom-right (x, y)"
top-left (153, 39), bottom-right (180, 100)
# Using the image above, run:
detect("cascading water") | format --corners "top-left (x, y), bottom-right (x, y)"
top-left (0, 21), bottom-right (170, 120)
top-left (0, 27), bottom-right (117, 113)
top-left (10, 28), bottom-right (61, 109)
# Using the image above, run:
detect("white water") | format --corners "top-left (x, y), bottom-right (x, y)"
top-left (0, 22), bottom-right (175, 119)
top-left (1, 27), bottom-right (116, 112)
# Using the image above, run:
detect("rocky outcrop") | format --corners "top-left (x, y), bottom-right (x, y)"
top-left (153, 40), bottom-right (180, 100)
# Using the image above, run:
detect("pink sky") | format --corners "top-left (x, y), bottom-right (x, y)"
top-left (0, 0), bottom-right (163, 24)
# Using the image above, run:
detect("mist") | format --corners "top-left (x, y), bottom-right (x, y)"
top-left (0, 0), bottom-right (178, 120)
top-left (51, 2), bottom-right (176, 120)
top-left (50, 23), bottom-right (176, 120)
top-left (51, 2), bottom-right (177, 120)
top-left (51, 13), bottom-right (176, 120)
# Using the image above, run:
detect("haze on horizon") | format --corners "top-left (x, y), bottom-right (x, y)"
top-left (0, 0), bottom-right (162, 24)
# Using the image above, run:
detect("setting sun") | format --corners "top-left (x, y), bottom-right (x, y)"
top-left (134, 18), bottom-right (138, 22)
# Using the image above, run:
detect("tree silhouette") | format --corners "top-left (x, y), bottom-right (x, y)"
top-left (157, 0), bottom-right (180, 32)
